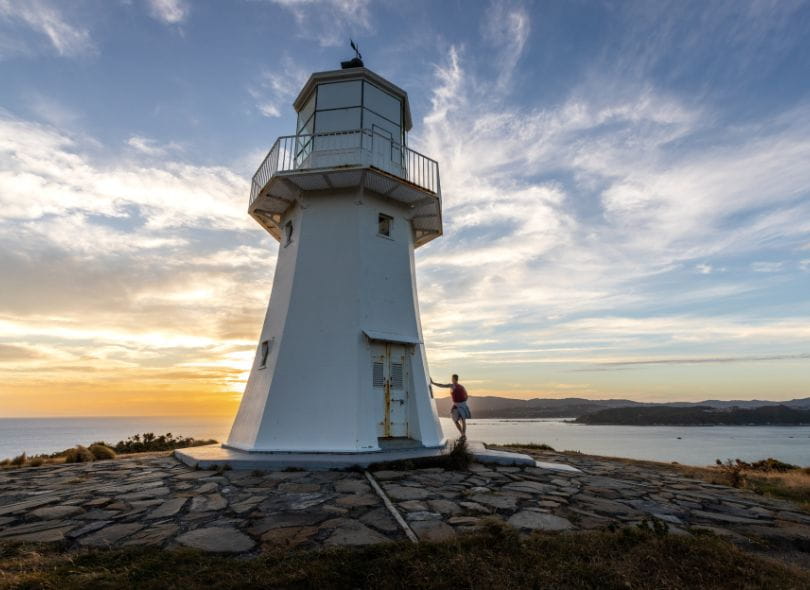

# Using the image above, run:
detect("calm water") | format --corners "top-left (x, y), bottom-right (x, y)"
top-left (1, 416), bottom-right (808, 467)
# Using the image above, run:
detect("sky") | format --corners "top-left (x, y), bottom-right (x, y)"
top-left (0, 0), bottom-right (809, 417)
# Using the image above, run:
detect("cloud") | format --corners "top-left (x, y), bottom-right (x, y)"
top-left (0, 109), bottom-right (278, 413)
top-left (695, 263), bottom-right (712, 275)
top-left (0, 0), bottom-right (95, 57)
top-left (249, 54), bottom-right (308, 119)
top-left (0, 116), bottom-right (249, 228)
top-left (751, 261), bottom-right (783, 273)
top-left (414, 39), bottom-right (810, 384)
top-left (147, 0), bottom-right (189, 25)
top-left (591, 352), bottom-right (810, 368)
top-left (269, 0), bottom-right (372, 47)
top-left (127, 135), bottom-right (183, 157)
top-left (482, 1), bottom-right (530, 89)
top-left (25, 92), bottom-right (81, 127)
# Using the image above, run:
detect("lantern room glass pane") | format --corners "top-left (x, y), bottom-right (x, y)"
top-left (316, 81), bottom-right (362, 110)
top-left (297, 112), bottom-right (314, 135)
top-left (363, 82), bottom-right (401, 125)
top-left (298, 93), bottom-right (315, 129)
top-left (363, 109), bottom-right (401, 144)
top-left (315, 107), bottom-right (361, 133)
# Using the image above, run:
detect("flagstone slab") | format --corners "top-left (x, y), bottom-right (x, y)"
top-left (176, 526), bottom-right (255, 553)
top-left (79, 523), bottom-right (143, 547)
top-left (323, 520), bottom-right (391, 546)
top-left (508, 510), bottom-right (574, 531)
top-left (30, 505), bottom-right (84, 519)
top-left (124, 524), bottom-right (178, 546)
top-left (147, 497), bottom-right (187, 519)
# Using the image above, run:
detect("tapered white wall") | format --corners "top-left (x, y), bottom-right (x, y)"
top-left (227, 189), bottom-right (445, 453)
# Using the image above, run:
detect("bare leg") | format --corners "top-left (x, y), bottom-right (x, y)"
top-left (460, 418), bottom-right (466, 436)
top-left (453, 418), bottom-right (463, 433)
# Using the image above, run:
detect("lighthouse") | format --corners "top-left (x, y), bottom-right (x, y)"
top-left (220, 58), bottom-right (446, 463)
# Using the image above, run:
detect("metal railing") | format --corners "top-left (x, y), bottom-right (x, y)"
top-left (250, 129), bottom-right (440, 207)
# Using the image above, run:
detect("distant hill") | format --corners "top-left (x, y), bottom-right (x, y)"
top-left (575, 405), bottom-right (810, 426)
top-left (433, 395), bottom-right (810, 420)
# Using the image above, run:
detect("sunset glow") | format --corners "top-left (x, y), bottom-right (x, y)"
top-left (1, 1), bottom-right (808, 417)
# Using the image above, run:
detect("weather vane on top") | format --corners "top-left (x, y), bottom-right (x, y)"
top-left (341, 39), bottom-right (364, 69)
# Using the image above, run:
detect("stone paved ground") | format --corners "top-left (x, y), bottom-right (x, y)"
top-left (1, 450), bottom-right (809, 559)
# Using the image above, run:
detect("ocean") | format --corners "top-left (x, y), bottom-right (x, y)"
top-left (0, 416), bottom-right (808, 467)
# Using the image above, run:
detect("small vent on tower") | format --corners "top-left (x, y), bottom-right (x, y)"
top-left (390, 363), bottom-right (403, 389)
top-left (372, 362), bottom-right (385, 387)
top-left (259, 340), bottom-right (270, 368)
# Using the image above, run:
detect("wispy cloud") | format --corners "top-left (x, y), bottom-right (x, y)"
top-left (482, 0), bottom-right (530, 90)
top-left (0, 113), bottom-right (270, 415)
top-left (147, 0), bottom-right (189, 25)
top-left (695, 263), bottom-right (713, 275)
top-left (591, 352), bottom-right (810, 368)
top-left (127, 135), bottom-right (183, 157)
top-left (415, 34), bottom-right (810, 387)
top-left (269, 0), bottom-right (372, 47)
top-left (751, 261), bottom-right (784, 273)
top-left (0, 0), bottom-right (95, 57)
top-left (249, 54), bottom-right (308, 118)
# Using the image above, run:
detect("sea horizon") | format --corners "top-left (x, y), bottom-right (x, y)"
top-left (2, 416), bottom-right (808, 469)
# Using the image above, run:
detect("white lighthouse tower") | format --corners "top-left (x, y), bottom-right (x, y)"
top-left (212, 58), bottom-right (446, 465)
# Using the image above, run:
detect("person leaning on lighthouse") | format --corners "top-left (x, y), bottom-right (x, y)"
top-left (430, 374), bottom-right (471, 439)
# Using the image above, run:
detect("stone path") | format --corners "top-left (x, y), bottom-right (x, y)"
top-left (1, 450), bottom-right (808, 557)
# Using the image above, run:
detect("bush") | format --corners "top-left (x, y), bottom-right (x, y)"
top-left (716, 459), bottom-right (746, 487)
top-left (507, 443), bottom-right (555, 451)
top-left (64, 446), bottom-right (95, 463)
top-left (0, 458), bottom-right (9, 467)
top-left (10, 452), bottom-right (27, 466)
top-left (28, 457), bottom-right (44, 467)
top-left (744, 457), bottom-right (799, 472)
top-left (88, 444), bottom-right (116, 460)
top-left (369, 437), bottom-right (473, 472)
top-left (111, 432), bottom-right (218, 454)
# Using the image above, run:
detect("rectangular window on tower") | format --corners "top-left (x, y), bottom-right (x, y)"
top-left (378, 213), bottom-right (392, 237)
top-left (284, 220), bottom-right (293, 246)
top-left (259, 340), bottom-right (270, 368)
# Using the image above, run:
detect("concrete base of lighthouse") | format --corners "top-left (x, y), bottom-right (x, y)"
top-left (174, 441), bottom-right (450, 471)
top-left (174, 440), bottom-right (580, 472)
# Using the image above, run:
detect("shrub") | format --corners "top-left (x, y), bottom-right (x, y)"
top-left (716, 459), bottom-right (746, 487)
top-left (28, 457), bottom-right (44, 467)
top-left (369, 437), bottom-right (473, 472)
top-left (0, 458), bottom-right (9, 467)
top-left (744, 458), bottom-right (799, 472)
top-left (11, 453), bottom-right (27, 466)
top-left (64, 446), bottom-right (95, 463)
top-left (509, 443), bottom-right (555, 451)
top-left (88, 444), bottom-right (116, 460)
top-left (111, 432), bottom-right (218, 454)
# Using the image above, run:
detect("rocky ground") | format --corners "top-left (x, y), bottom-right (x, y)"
top-left (1, 448), bottom-right (808, 562)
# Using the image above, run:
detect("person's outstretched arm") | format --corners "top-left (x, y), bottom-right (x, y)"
top-left (430, 378), bottom-right (452, 388)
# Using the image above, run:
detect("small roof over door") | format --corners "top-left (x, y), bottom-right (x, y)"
top-left (362, 329), bottom-right (421, 345)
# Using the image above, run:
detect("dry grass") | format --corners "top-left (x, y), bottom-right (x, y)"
top-left (1, 525), bottom-right (809, 589)
top-left (678, 464), bottom-right (810, 513)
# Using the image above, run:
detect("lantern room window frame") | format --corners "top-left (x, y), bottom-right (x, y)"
top-left (295, 80), bottom-right (406, 162)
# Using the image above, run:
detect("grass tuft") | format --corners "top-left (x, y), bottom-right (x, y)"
top-left (1, 526), bottom-right (808, 589)
top-left (63, 446), bottom-right (95, 463)
top-left (88, 443), bottom-right (116, 461)
top-left (369, 438), bottom-right (473, 472)
top-left (502, 442), bottom-right (556, 451)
